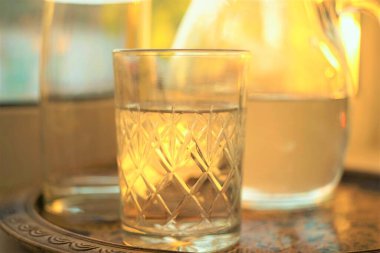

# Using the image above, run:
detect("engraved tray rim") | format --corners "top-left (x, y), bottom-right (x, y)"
top-left (0, 190), bottom-right (157, 253)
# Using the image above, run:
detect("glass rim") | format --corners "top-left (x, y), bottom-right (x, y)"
top-left (113, 48), bottom-right (251, 57)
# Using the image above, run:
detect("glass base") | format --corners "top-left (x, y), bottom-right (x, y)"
top-left (122, 227), bottom-right (240, 252)
top-left (242, 176), bottom-right (341, 210)
top-left (43, 193), bottom-right (120, 230)
top-left (43, 176), bottom-right (120, 228)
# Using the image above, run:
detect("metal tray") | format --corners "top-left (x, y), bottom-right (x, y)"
top-left (1, 172), bottom-right (380, 253)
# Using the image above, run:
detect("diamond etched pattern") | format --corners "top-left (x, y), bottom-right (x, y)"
top-left (116, 104), bottom-right (242, 235)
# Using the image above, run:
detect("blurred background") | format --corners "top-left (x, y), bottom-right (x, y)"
top-left (0, 0), bottom-right (379, 194)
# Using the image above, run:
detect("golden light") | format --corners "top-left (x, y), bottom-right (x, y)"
top-left (338, 13), bottom-right (361, 94)
top-left (319, 42), bottom-right (341, 70)
top-left (47, 200), bottom-right (65, 214)
top-left (120, 154), bottom-right (161, 198)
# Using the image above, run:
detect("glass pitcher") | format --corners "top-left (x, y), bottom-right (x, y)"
top-left (39, 0), bottom-right (150, 226)
top-left (173, 0), bottom-right (379, 209)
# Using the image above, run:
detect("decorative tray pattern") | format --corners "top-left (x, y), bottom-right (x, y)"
top-left (1, 172), bottom-right (380, 253)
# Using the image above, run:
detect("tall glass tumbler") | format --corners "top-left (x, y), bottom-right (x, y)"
top-left (40, 0), bottom-right (150, 225)
top-left (113, 49), bottom-right (250, 252)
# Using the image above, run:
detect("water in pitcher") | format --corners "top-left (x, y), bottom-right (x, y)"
top-left (116, 102), bottom-right (242, 250)
top-left (242, 95), bottom-right (348, 209)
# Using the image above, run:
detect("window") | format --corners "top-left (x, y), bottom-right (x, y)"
top-left (0, 0), bottom-right (42, 104)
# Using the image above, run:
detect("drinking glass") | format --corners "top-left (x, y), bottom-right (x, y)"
top-left (39, 0), bottom-right (150, 225)
top-left (113, 49), bottom-right (250, 252)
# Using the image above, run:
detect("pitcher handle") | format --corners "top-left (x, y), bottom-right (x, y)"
top-left (334, 0), bottom-right (379, 94)
top-left (337, 0), bottom-right (380, 22)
